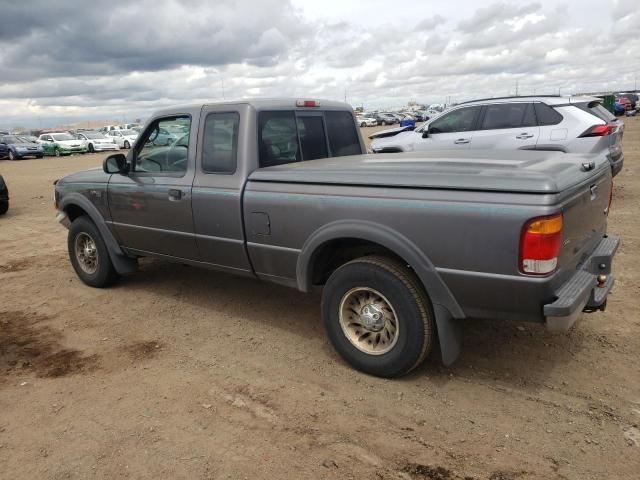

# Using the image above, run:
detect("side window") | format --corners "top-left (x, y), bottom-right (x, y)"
top-left (325, 111), bottom-right (361, 157)
top-left (296, 116), bottom-right (328, 161)
top-left (134, 116), bottom-right (191, 174)
top-left (534, 103), bottom-right (563, 126)
top-left (201, 112), bottom-right (239, 174)
top-left (258, 111), bottom-right (300, 167)
top-left (480, 103), bottom-right (533, 130)
top-left (429, 106), bottom-right (480, 134)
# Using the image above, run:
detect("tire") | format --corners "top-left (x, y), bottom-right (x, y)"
top-left (68, 216), bottom-right (118, 288)
top-left (0, 200), bottom-right (7, 215)
top-left (54, 148), bottom-right (60, 157)
top-left (88, 143), bottom-right (95, 153)
top-left (124, 141), bottom-right (130, 149)
top-left (322, 255), bottom-right (434, 378)
top-left (8, 150), bottom-right (16, 161)
top-left (361, 122), bottom-right (366, 127)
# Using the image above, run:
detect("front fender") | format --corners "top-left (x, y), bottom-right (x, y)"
top-left (58, 192), bottom-right (137, 275)
top-left (296, 219), bottom-right (464, 319)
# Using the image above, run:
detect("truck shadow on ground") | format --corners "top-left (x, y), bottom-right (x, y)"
top-left (116, 258), bottom-right (588, 390)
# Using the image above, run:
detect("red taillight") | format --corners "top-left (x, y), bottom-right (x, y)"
top-left (296, 99), bottom-right (320, 107)
top-left (579, 124), bottom-right (616, 137)
top-left (520, 214), bottom-right (563, 275)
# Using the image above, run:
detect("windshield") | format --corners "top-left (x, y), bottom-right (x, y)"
top-left (2, 135), bottom-right (22, 143)
top-left (52, 133), bottom-right (75, 141)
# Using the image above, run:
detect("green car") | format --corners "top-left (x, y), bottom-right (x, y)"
top-left (37, 132), bottom-right (87, 156)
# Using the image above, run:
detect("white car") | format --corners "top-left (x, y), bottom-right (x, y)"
top-left (76, 131), bottom-right (120, 153)
top-left (118, 123), bottom-right (141, 130)
top-left (356, 115), bottom-right (378, 127)
top-left (107, 129), bottom-right (138, 149)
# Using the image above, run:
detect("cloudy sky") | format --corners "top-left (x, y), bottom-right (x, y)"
top-left (0, 0), bottom-right (638, 128)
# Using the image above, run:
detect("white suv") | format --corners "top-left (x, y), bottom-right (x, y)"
top-left (370, 96), bottom-right (624, 176)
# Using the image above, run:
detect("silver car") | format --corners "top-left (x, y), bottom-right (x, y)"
top-left (370, 96), bottom-right (624, 176)
top-left (77, 131), bottom-right (120, 153)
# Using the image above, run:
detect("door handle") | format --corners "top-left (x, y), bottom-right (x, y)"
top-left (168, 188), bottom-right (183, 201)
top-left (454, 138), bottom-right (470, 144)
top-left (516, 133), bottom-right (534, 139)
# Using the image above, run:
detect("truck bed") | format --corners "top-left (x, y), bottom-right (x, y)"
top-left (249, 150), bottom-right (608, 194)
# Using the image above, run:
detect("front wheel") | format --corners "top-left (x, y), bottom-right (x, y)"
top-left (124, 141), bottom-right (130, 149)
top-left (322, 256), bottom-right (434, 377)
top-left (54, 148), bottom-right (61, 157)
top-left (88, 143), bottom-right (95, 153)
top-left (0, 200), bottom-right (8, 215)
top-left (68, 216), bottom-right (118, 287)
top-left (8, 150), bottom-right (16, 161)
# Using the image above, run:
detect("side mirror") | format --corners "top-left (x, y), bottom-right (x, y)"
top-left (103, 153), bottom-right (128, 174)
top-left (421, 129), bottom-right (429, 139)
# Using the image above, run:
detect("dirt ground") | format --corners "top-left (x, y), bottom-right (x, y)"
top-left (1, 121), bottom-right (639, 480)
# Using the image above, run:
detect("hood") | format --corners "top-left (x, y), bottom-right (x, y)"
top-left (59, 167), bottom-right (109, 184)
top-left (57, 139), bottom-right (83, 146)
top-left (9, 141), bottom-right (41, 147)
top-left (368, 125), bottom-right (417, 140)
top-left (248, 150), bottom-right (611, 194)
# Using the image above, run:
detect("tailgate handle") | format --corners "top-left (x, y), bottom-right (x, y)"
top-left (582, 161), bottom-right (595, 171)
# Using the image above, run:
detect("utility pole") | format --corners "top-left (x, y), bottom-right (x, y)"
top-left (515, 79), bottom-right (519, 96)
top-left (221, 76), bottom-right (226, 99)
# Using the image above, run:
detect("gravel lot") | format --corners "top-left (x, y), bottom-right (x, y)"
top-left (1, 121), bottom-right (639, 480)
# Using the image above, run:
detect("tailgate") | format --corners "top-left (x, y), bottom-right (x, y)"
top-left (558, 166), bottom-right (611, 270)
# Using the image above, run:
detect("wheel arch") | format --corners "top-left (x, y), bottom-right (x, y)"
top-left (59, 193), bottom-right (137, 275)
top-left (296, 220), bottom-right (464, 319)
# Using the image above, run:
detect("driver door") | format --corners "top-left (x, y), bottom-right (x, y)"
top-left (414, 106), bottom-right (481, 151)
top-left (107, 115), bottom-right (199, 260)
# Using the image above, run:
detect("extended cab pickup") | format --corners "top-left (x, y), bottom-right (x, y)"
top-left (54, 99), bottom-right (619, 377)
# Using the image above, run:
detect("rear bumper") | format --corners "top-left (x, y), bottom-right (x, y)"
top-left (543, 235), bottom-right (619, 332)
top-left (610, 152), bottom-right (624, 177)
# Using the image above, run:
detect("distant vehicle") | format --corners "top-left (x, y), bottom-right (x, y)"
top-left (370, 95), bottom-right (624, 176)
top-left (617, 93), bottom-right (638, 110)
top-left (76, 131), bottom-right (120, 153)
top-left (356, 115), bottom-right (378, 127)
top-left (0, 134), bottom-right (44, 160)
top-left (613, 102), bottom-right (625, 116)
top-left (616, 97), bottom-right (632, 111)
top-left (38, 132), bottom-right (87, 156)
top-left (0, 130), bottom-right (9, 135)
top-left (18, 135), bottom-right (39, 144)
top-left (119, 123), bottom-right (141, 130)
top-left (0, 174), bottom-right (8, 215)
top-left (106, 129), bottom-right (138, 149)
top-left (370, 112), bottom-right (397, 126)
top-left (99, 125), bottom-right (121, 134)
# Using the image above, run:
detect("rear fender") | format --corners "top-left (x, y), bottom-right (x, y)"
top-left (297, 220), bottom-right (465, 364)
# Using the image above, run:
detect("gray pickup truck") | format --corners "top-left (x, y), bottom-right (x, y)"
top-left (54, 99), bottom-right (619, 377)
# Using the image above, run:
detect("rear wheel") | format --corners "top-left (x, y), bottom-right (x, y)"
top-left (68, 216), bottom-right (118, 287)
top-left (8, 150), bottom-right (16, 161)
top-left (124, 141), bottom-right (130, 149)
top-left (54, 148), bottom-right (60, 157)
top-left (322, 256), bottom-right (434, 377)
top-left (88, 143), bottom-right (95, 153)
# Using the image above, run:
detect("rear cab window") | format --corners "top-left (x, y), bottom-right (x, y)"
top-left (258, 110), bottom-right (361, 167)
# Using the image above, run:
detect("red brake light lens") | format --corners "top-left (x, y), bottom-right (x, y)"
top-left (579, 124), bottom-right (616, 137)
top-left (296, 99), bottom-right (320, 107)
top-left (520, 214), bottom-right (563, 275)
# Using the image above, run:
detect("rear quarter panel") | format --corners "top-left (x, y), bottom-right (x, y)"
top-left (243, 181), bottom-right (580, 322)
